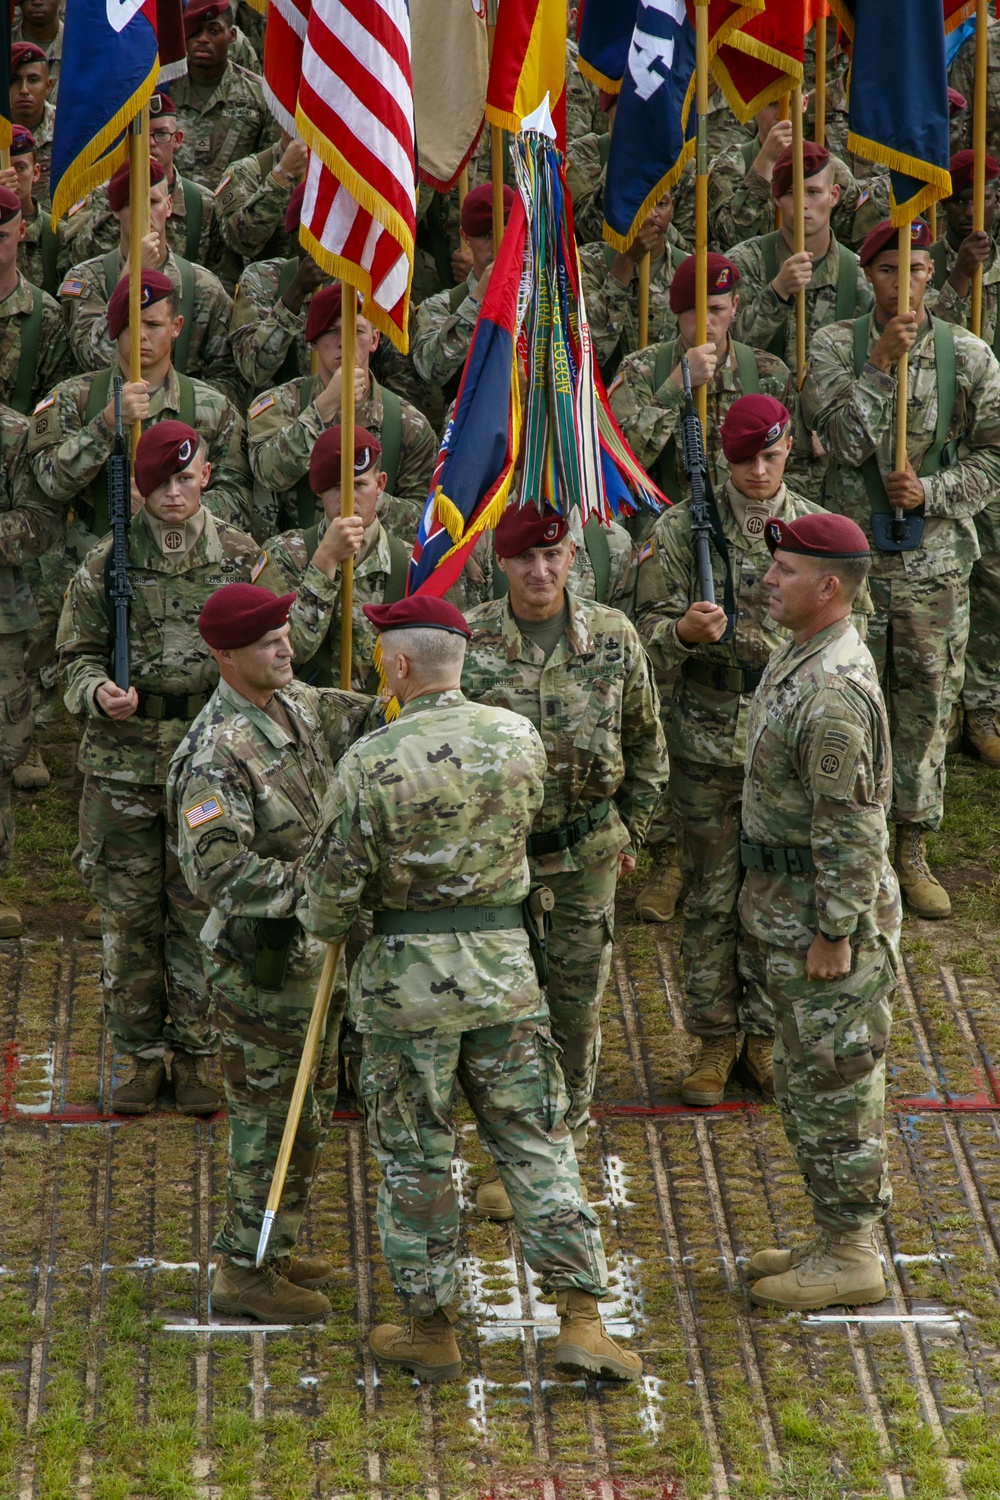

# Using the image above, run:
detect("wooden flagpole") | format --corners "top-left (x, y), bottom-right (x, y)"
top-left (339, 286), bottom-right (357, 691)
top-left (893, 225), bottom-right (912, 532)
top-left (458, 166), bottom-right (469, 208)
top-left (488, 22), bottom-right (503, 255)
top-left (814, 11), bottom-right (827, 148)
top-left (972, 0), bottom-right (988, 337)
top-left (128, 106), bottom-right (151, 458)
top-left (694, 0), bottom-right (709, 424)
top-left (791, 85), bottom-right (807, 386)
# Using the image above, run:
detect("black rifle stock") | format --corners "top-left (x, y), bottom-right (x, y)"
top-left (680, 355), bottom-right (716, 606)
top-left (107, 376), bottom-right (133, 689)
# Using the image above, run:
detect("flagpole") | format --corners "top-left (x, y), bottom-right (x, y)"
top-left (814, 11), bottom-right (827, 148)
top-left (459, 166), bottom-right (469, 209)
top-left (128, 106), bottom-right (151, 459)
top-left (791, 85), bottom-right (807, 387)
top-left (893, 224), bottom-right (911, 533)
top-left (487, 21), bottom-right (503, 255)
top-left (775, 93), bottom-right (790, 231)
top-left (339, 285), bottom-right (356, 692)
top-left (972, 0), bottom-right (988, 337)
top-left (638, 251), bottom-right (650, 349)
top-left (694, 0), bottom-right (709, 425)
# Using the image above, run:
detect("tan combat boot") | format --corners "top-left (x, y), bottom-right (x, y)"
top-left (0, 901), bottom-right (22, 939)
top-left (964, 709), bottom-right (1000, 768)
top-left (634, 851), bottom-right (686, 923)
top-left (370, 1302), bottom-right (462, 1382)
top-left (171, 1052), bottom-right (223, 1115)
top-left (680, 1034), bottom-right (741, 1107)
top-left (112, 1056), bottom-right (166, 1115)
top-left (13, 744), bottom-right (50, 791)
top-left (553, 1291), bottom-right (642, 1380)
top-left (82, 905), bottom-right (102, 940)
top-left (273, 1252), bottom-right (334, 1289)
top-left (946, 703), bottom-right (963, 754)
top-left (746, 1229), bottom-right (827, 1281)
top-left (749, 1226), bottom-right (885, 1311)
top-left (475, 1175), bottom-right (515, 1221)
top-left (211, 1257), bottom-right (331, 1323)
top-left (895, 826), bottom-right (951, 919)
top-left (742, 1035), bottom-right (775, 1100)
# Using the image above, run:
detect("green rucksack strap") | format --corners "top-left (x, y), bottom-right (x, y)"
top-left (84, 366), bottom-right (113, 425)
top-left (172, 255), bottom-right (196, 373)
top-left (11, 285), bottom-right (44, 415)
top-left (277, 258), bottom-right (297, 297)
top-left (302, 522), bottom-right (320, 555)
top-left (103, 249), bottom-right (119, 293)
top-left (598, 132), bottom-right (610, 168)
top-left (759, 230), bottom-right (782, 285)
top-left (379, 385), bottom-right (402, 495)
top-left (39, 220), bottom-right (59, 297)
top-left (449, 280), bottom-right (470, 314)
top-left (582, 514), bottom-right (611, 603)
top-left (929, 238), bottom-right (949, 292)
top-left (81, 367), bottom-right (115, 532)
top-left (741, 137), bottom-right (757, 171)
top-left (732, 341), bottom-right (760, 395)
top-left (834, 241), bottom-right (859, 321)
top-left (180, 176), bottom-right (204, 262)
top-left (383, 531), bottom-right (409, 603)
top-left (176, 371), bottom-right (197, 427)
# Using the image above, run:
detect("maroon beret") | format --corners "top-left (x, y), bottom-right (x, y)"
top-left (363, 595), bottom-right (471, 638)
top-left (149, 91), bottom-right (177, 117)
top-left (309, 425), bottom-right (382, 492)
top-left (669, 252), bottom-right (739, 314)
top-left (184, 0), bottom-right (231, 38)
top-left (10, 127), bottom-right (35, 156)
top-left (460, 182), bottom-right (514, 238)
top-left (107, 157), bottom-right (166, 213)
top-left (859, 217), bottom-right (933, 266)
top-left (198, 583), bottom-right (296, 649)
top-left (305, 282), bottom-right (362, 342)
top-left (11, 42), bottom-right (46, 70)
top-left (721, 395), bottom-right (791, 464)
top-left (135, 421), bottom-right (200, 497)
top-left (107, 269), bottom-right (175, 341)
top-left (948, 87), bottom-right (967, 116)
top-left (494, 501), bottom-right (568, 559)
top-left (285, 180), bottom-right (306, 234)
top-left (764, 512), bottom-right (870, 559)
top-left (948, 148), bottom-right (999, 199)
top-left (771, 141), bottom-right (831, 201)
top-left (0, 187), bottom-right (21, 224)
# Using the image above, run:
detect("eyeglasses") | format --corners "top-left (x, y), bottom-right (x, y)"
top-left (151, 129), bottom-right (177, 144)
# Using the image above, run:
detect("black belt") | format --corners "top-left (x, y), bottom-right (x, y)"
top-left (527, 798), bottom-right (611, 857)
top-left (740, 836), bottom-right (816, 875)
top-left (134, 690), bottom-right (212, 721)
top-left (683, 659), bottom-right (765, 694)
top-left (372, 904), bottom-right (525, 936)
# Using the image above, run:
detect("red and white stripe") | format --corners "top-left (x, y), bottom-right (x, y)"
top-left (262, 0), bottom-right (309, 137)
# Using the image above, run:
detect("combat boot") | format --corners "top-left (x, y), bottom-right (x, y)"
top-left (749, 1226), bottom-right (885, 1311)
top-left (171, 1052), bottom-right (222, 1115)
top-left (13, 744), bottom-right (50, 790)
top-left (946, 703), bottom-right (963, 754)
top-left (895, 826), bottom-right (951, 919)
top-left (746, 1230), bottom-right (828, 1281)
top-left (211, 1257), bottom-right (331, 1323)
top-left (273, 1252), bottom-right (334, 1289)
top-left (0, 901), bottom-right (22, 938)
top-left (680, 1034), bottom-right (741, 1107)
top-left (82, 905), bottom-right (102, 940)
top-left (370, 1302), bottom-right (462, 1382)
top-left (742, 1035), bottom-right (775, 1100)
top-left (964, 709), bottom-right (1000, 768)
top-left (475, 1175), bottom-right (515, 1221)
top-left (634, 851), bottom-right (685, 923)
top-left (112, 1056), bottom-right (166, 1115)
top-left (553, 1290), bottom-right (642, 1380)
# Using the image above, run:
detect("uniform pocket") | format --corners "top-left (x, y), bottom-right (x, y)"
top-left (532, 1025), bottom-right (569, 1136)
top-left (360, 1045), bottom-right (422, 1155)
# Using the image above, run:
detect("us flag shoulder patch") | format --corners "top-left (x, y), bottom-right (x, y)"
top-left (250, 551), bottom-right (268, 582)
top-left (184, 796), bottom-right (224, 829)
top-left (214, 172), bottom-right (232, 196)
top-left (248, 393), bottom-right (275, 419)
top-left (59, 278), bottom-right (86, 297)
top-left (638, 538), bottom-right (654, 564)
top-left (32, 393), bottom-right (55, 415)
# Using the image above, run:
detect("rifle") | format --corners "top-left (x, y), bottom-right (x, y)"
top-left (680, 354), bottom-right (716, 606)
top-left (106, 376), bottom-right (133, 689)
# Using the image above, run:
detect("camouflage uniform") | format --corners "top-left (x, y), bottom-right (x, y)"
top-left (58, 247), bottom-right (242, 406)
top-left (950, 18), bottom-right (1000, 160)
top-left (228, 255), bottom-right (320, 393)
top-left (461, 593), bottom-right (668, 1146)
top-left (456, 511), bottom-right (637, 616)
top-left (18, 205), bottom-right (81, 296)
top-left (739, 617), bottom-right (901, 1231)
top-left (0, 272), bottom-right (71, 412)
top-left (801, 312), bottom-right (1000, 828)
top-left (565, 37), bottom-right (602, 144)
top-left (578, 238), bottom-right (683, 377)
top-left (168, 675), bottom-right (374, 1264)
top-left (635, 479), bottom-right (826, 1040)
top-left (247, 373), bottom-right (437, 536)
top-left (410, 271), bottom-right (480, 388)
top-left (169, 64), bottom-right (277, 192)
top-left (69, 175), bottom-right (219, 283)
top-left (608, 333), bottom-right (797, 502)
top-left (23, 102), bottom-right (54, 207)
top-left (301, 688), bottom-right (609, 1316)
top-left (11, 16), bottom-right (62, 100)
top-left (57, 508), bottom-right (284, 1059)
top-left (708, 142), bottom-right (860, 255)
top-left (213, 147), bottom-right (296, 266)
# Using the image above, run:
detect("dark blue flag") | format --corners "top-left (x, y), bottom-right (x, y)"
top-left (577, 0), bottom-right (632, 92)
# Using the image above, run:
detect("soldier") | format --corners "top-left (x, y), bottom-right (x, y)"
top-left (56, 422), bottom-right (282, 1114)
top-left (9, 44), bottom-right (54, 205)
top-left (167, 583), bottom-right (375, 1322)
top-left (925, 151), bottom-right (1000, 768)
top-left (8, 126), bottom-right (79, 296)
top-left (169, 0), bottom-right (275, 192)
top-left (262, 425), bottom-right (410, 691)
top-left (741, 513), bottom-right (899, 1312)
top-left (0, 403), bottom-right (58, 932)
top-left (951, 16), bottom-right (1000, 161)
top-left (411, 184), bottom-right (513, 389)
top-left (635, 396), bottom-right (832, 1106)
top-left (565, 8), bottom-right (603, 144)
top-left (59, 158), bottom-right (241, 406)
top-left (609, 253), bottom-right (796, 512)
top-left (12, 0), bottom-right (62, 101)
top-left (0, 185), bottom-right (70, 414)
top-left (247, 283), bottom-right (437, 536)
top-left (801, 219), bottom-right (1000, 919)
top-left (213, 134), bottom-right (307, 269)
top-left (462, 503), bottom-right (667, 1220)
top-left (578, 194), bottom-right (684, 379)
top-left (71, 94), bottom-right (218, 277)
top-left (301, 592), bottom-right (642, 1384)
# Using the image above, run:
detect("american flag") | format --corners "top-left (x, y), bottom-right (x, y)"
top-left (183, 797), bottom-right (223, 830)
top-left (294, 0), bottom-right (416, 351)
top-left (260, 0), bottom-right (308, 137)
